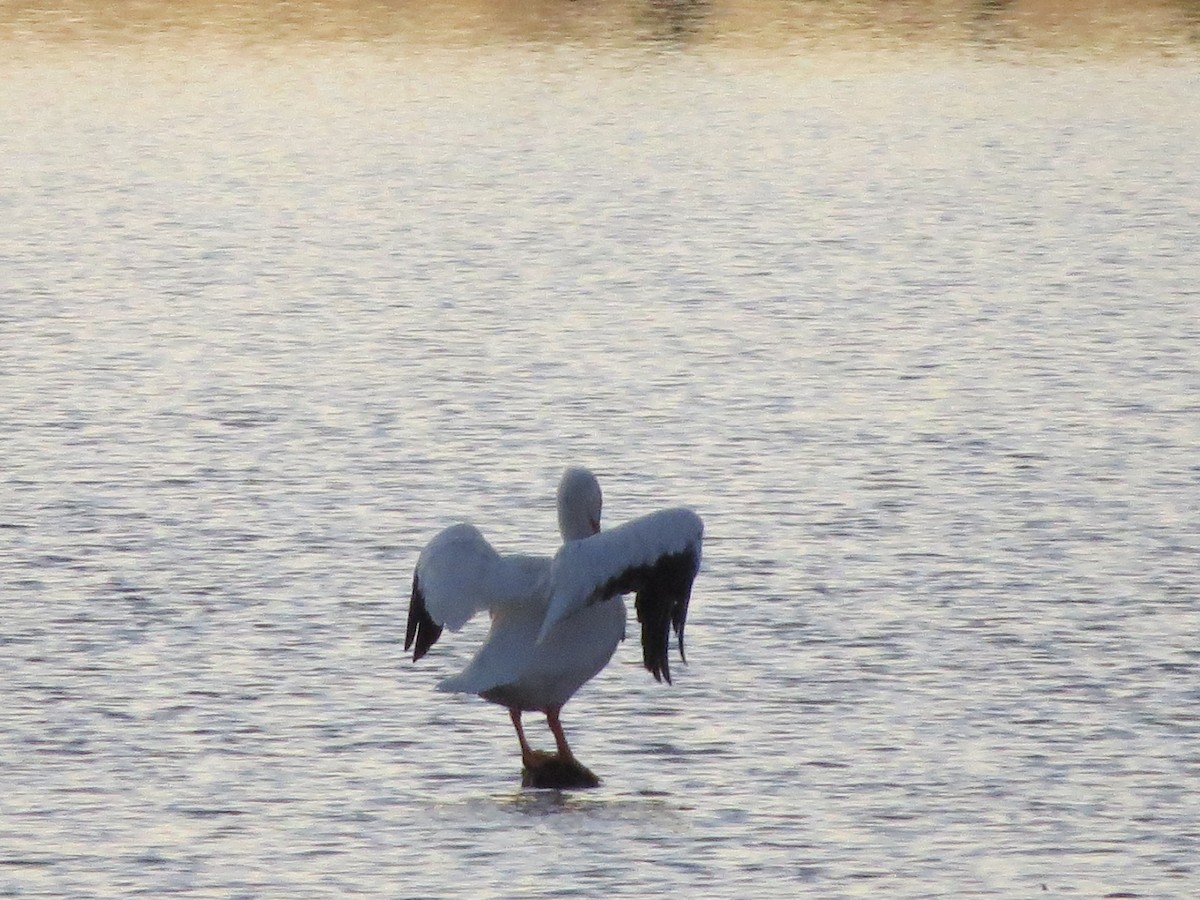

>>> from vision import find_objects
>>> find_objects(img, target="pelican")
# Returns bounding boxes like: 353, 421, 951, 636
405, 466, 703, 788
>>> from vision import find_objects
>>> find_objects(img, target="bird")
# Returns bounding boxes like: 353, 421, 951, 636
405, 466, 703, 788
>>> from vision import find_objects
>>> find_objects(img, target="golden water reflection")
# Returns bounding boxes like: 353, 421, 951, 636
2, 0, 1198, 54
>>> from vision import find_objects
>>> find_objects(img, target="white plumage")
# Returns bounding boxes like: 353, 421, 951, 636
541, 507, 704, 649
405, 466, 703, 785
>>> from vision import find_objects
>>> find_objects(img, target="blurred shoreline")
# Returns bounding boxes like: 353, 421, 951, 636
2, 0, 1198, 55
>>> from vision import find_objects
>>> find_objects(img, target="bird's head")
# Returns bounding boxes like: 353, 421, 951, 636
557, 466, 602, 541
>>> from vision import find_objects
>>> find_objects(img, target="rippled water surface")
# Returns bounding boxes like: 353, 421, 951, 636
3, 2, 1200, 897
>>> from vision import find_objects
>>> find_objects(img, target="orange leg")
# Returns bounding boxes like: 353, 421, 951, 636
510, 708, 535, 766
545, 707, 576, 763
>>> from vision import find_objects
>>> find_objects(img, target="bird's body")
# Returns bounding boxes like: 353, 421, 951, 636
405, 467, 703, 787
440, 589, 627, 712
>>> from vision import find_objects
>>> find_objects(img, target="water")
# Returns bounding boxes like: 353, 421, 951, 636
3, 2, 1200, 897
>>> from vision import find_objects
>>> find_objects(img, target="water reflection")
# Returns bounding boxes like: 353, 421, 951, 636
1180, 0, 1200, 41
499, 787, 678, 818
1, 0, 1198, 53
641, 0, 711, 46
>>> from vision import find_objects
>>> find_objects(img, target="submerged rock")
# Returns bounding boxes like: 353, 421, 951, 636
521, 751, 601, 790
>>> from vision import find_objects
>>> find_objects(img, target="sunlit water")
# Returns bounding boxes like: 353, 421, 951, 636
2, 3, 1199, 897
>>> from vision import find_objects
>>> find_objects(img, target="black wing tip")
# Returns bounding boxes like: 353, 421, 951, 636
405, 573, 443, 662
636, 544, 699, 687
655, 661, 672, 685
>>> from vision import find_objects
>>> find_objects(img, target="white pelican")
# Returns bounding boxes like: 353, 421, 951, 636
405, 466, 703, 788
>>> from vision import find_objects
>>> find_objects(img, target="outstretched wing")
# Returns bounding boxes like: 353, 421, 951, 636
540, 507, 703, 684
405, 523, 548, 662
